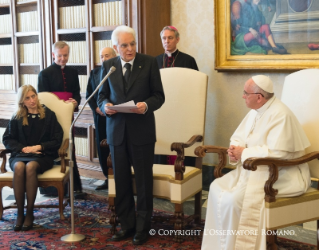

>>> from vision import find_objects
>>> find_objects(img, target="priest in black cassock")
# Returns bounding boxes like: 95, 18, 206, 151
37, 41, 84, 198
156, 26, 198, 70
155, 26, 198, 166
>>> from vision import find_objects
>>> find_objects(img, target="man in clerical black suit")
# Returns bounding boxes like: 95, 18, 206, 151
156, 25, 198, 70
37, 41, 84, 197
86, 47, 116, 190
97, 25, 165, 245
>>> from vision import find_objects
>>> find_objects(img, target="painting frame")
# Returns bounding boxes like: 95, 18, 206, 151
215, 0, 319, 71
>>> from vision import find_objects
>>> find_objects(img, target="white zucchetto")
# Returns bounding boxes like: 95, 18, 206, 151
252, 75, 274, 93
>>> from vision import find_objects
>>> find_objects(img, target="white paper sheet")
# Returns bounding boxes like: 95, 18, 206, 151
107, 100, 137, 113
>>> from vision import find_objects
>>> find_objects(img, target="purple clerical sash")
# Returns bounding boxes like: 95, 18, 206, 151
52, 91, 78, 112
52, 91, 73, 101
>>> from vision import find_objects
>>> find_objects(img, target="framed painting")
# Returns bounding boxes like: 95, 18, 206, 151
215, 0, 319, 71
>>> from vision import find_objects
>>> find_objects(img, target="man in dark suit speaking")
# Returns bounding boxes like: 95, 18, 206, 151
97, 25, 165, 245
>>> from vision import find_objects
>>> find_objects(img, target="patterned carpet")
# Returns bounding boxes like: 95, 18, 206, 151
0, 194, 316, 249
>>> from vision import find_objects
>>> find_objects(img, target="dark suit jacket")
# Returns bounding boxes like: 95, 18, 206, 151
38, 63, 81, 105
156, 50, 198, 70
97, 53, 165, 146
86, 67, 102, 112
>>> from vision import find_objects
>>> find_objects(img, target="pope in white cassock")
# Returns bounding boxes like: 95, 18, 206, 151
201, 75, 311, 250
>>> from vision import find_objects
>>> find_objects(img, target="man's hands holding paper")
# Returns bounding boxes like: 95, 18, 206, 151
131, 102, 146, 114
104, 103, 117, 115
104, 100, 146, 115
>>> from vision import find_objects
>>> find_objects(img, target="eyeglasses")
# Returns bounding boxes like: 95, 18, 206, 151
119, 41, 136, 49
243, 90, 264, 97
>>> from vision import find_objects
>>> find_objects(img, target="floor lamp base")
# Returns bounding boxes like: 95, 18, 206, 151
61, 233, 85, 242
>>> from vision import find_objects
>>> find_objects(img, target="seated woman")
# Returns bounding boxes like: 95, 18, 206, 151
2, 85, 63, 231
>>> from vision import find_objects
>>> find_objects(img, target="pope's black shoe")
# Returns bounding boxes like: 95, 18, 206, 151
111, 228, 135, 241
132, 231, 149, 245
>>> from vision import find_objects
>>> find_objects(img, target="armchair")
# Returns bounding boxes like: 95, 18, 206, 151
0, 92, 74, 220
195, 69, 319, 250
106, 67, 208, 242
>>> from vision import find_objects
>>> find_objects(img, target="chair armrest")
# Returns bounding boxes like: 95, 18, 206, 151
171, 135, 203, 180
58, 139, 69, 173
100, 139, 107, 148
243, 151, 319, 203
194, 145, 228, 178
0, 149, 11, 173
100, 139, 113, 173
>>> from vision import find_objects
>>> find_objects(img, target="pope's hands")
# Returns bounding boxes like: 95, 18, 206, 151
227, 145, 245, 161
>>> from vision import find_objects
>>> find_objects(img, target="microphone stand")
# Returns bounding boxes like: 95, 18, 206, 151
61, 66, 116, 242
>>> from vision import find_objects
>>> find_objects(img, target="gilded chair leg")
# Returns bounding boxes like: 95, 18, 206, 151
317, 220, 319, 250
57, 184, 65, 220
174, 204, 184, 243
266, 233, 277, 250
108, 197, 117, 234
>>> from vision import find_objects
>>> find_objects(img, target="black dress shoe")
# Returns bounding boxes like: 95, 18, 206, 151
133, 231, 149, 245
111, 229, 135, 241
74, 190, 87, 199
21, 224, 33, 231
13, 224, 22, 231
14, 215, 25, 231
95, 180, 108, 190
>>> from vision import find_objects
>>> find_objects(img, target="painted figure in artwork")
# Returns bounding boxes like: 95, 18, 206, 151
231, 0, 288, 55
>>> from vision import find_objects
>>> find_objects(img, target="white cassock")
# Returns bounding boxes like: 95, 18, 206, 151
202, 96, 311, 250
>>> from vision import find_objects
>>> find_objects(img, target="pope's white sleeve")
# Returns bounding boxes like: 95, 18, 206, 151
241, 146, 292, 163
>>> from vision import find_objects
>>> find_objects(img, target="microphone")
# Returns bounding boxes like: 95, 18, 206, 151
72, 66, 116, 125
61, 66, 116, 242
95, 66, 116, 92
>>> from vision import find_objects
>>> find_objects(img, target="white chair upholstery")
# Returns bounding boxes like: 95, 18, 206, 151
263, 69, 319, 233
195, 69, 319, 249
0, 92, 74, 219
107, 68, 208, 242
155, 68, 207, 157
281, 69, 319, 179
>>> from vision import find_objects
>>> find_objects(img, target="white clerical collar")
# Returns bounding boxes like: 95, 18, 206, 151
165, 48, 178, 57
61, 65, 65, 69
120, 58, 135, 69
256, 96, 276, 114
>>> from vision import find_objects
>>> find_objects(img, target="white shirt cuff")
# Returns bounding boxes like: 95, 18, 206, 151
143, 102, 148, 114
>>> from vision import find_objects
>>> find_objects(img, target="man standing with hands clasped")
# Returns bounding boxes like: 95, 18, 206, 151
86, 47, 116, 190
97, 25, 165, 245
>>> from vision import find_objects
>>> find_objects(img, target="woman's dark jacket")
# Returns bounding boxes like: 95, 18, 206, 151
2, 105, 63, 159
